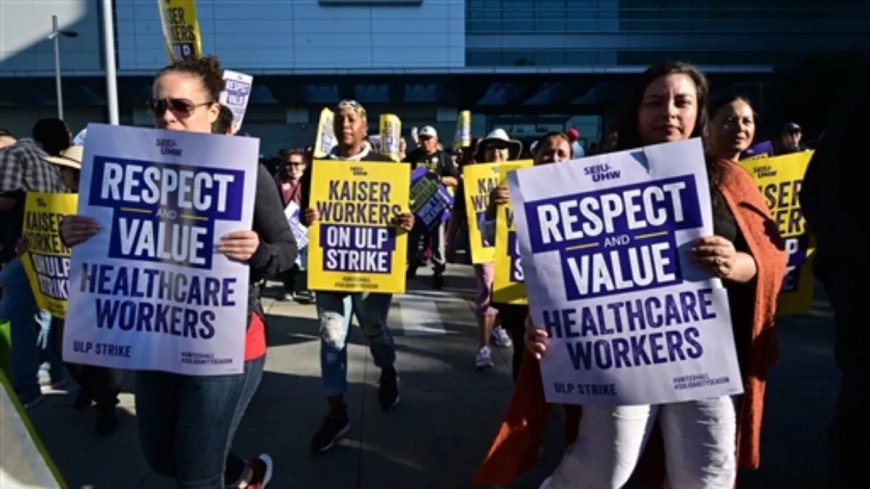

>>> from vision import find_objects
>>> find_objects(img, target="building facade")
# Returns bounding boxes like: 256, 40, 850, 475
2, 0, 869, 153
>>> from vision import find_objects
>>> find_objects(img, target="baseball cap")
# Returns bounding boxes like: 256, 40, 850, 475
781, 122, 801, 133
566, 128, 580, 140
419, 126, 437, 139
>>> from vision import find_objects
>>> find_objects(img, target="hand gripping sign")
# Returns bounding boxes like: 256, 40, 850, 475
510, 139, 743, 405
63, 124, 258, 375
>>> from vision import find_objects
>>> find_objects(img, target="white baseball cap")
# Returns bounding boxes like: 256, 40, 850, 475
419, 126, 438, 139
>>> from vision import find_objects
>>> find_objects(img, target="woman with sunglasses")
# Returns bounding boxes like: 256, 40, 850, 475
476, 61, 785, 489
60, 55, 296, 488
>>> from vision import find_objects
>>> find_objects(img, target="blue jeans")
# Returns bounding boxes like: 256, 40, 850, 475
317, 292, 395, 396
136, 356, 265, 489
0, 257, 57, 397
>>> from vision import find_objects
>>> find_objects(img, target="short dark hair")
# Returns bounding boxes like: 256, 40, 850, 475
0, 128, 13, 137
31, 118, 70, 156
212, 105, 234, 135
285, 149, 305, 161
615, 61, 710, 151
535, 131, 572, 157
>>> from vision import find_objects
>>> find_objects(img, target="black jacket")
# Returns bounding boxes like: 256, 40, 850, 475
249, 163, 298, 319
404, 149, 459, 178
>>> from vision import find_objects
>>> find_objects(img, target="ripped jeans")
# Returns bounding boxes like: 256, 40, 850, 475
316, 292, 396, 396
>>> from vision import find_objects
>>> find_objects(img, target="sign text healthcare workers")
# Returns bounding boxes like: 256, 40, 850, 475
64, 124, 258, 375
510, 139, 743, 405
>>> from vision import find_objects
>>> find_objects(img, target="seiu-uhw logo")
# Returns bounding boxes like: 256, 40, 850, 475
351, 166, 367, 176
584, 163, 621, 182
753, 165, 776, 178
156, 138, 182, 156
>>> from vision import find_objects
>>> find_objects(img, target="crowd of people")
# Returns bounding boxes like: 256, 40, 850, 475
0, 53, 863, 489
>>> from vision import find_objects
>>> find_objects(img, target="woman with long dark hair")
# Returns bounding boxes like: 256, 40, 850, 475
476, 61, 786, 489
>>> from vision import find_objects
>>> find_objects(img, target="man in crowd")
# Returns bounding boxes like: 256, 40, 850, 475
0, 122, 67, 408
275, 149, 313, 303
774, 121, 806, 155
403, 126, 459, 289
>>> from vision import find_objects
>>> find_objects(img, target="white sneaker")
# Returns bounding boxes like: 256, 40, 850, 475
491, 326, 513, 348
475, 346, 494, 369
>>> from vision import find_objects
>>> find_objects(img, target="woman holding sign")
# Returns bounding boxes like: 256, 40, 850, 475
476, 62, 785, 489
60, 56, 295, 488
484, 131, 574, 379
447, 129, 522, 369
300, 99, 414, 454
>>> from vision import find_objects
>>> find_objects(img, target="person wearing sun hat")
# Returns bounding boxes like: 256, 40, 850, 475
43, 144, 83, 192
472, 128, 523, 163
448, 128, 522, 370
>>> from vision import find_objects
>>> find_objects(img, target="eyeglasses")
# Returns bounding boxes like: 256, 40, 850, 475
147, 98, 213, 118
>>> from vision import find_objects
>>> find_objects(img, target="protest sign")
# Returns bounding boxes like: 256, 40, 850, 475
63, 124, 258, 375
20, 193, 78, 319
493, 160, 533, 305
739, 151, 815, 315
410, 167, 453, 231
307, 160, 409, 293
284, 201, 308, 250
379, 114, 402, 161
462, 162, 501, 264
453, 110, 471, 151
220, 70, 253, 134
158, 0, 202, 62
510, 139, 743, 405
314, 108, 336, 158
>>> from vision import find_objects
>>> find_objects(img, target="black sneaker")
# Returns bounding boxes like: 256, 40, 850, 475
95, 406, 118, 436
310, 405, 350, 453
378, 368, 400, 410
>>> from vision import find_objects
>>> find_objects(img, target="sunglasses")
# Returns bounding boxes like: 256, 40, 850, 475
147, 98, 213, 118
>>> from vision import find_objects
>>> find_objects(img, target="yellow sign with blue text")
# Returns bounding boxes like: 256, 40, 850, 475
739, 151, 815, 315
158, 0, 203, 62
463, 160, 533, 265
308, 161, 410, 293
493, 161, 533, 304
21, 193, 78, 319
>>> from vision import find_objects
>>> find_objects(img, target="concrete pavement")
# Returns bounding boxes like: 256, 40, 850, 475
26, 265, 838, 488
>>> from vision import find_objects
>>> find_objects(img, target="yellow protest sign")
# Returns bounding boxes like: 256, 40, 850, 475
453, 110, 471, 150
314, 108, 336, 158
739, 151, 815, 315
20, 193, 77, 319
308, 161, 410, 293
379, 114, 402, 162
462, 162, 500, 264
493, 160, 533, 304
463, 160, 533, 264
158, 0, 203, 61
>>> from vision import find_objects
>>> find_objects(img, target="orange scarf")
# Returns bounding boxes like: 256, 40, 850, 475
474, 161, 786, 487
